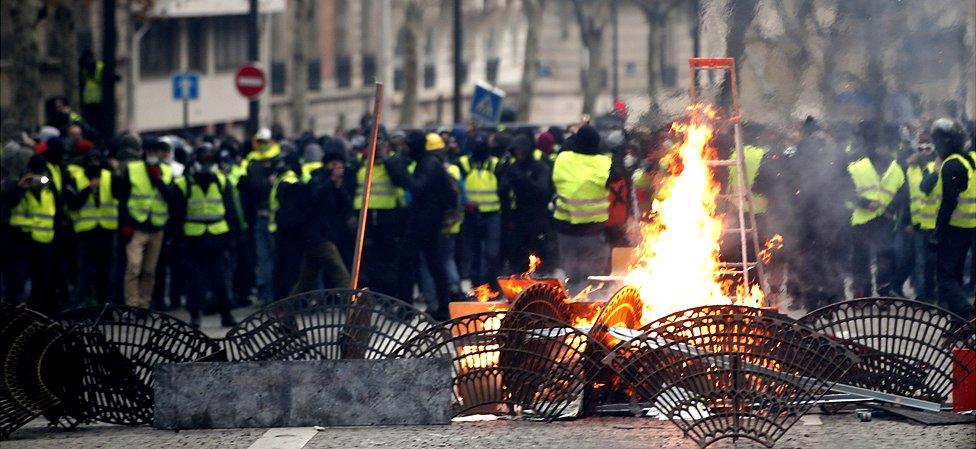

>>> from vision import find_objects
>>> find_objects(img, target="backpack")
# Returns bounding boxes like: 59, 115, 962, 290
607, 177, 630, 227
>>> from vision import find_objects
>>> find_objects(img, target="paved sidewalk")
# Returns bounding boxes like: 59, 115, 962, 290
5, 414, 973, 449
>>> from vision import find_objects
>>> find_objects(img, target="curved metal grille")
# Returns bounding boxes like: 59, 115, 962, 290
799, 297, 976, 403
60, 305, 221, 425
606, 307, 857, 448
508, 283, 571, 322
399, 311, 607, 420
223, 289, 437, 361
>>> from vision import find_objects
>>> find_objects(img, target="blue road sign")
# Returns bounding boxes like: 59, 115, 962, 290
172, 72, 199, 101
470, 82, 505, 125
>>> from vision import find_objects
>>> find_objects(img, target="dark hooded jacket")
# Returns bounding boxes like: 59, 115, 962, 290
385, 131, 451, 230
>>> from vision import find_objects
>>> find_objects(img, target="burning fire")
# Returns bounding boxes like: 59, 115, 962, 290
758, 234, 784, 264
624, 104, 764, 326
527, 254, 541, 276
473, 284, 500, 302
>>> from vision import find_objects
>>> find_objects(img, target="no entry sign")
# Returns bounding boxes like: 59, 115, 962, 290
234, 64, 266, 99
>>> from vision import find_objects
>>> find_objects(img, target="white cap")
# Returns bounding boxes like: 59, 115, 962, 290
255, 127, 272, 141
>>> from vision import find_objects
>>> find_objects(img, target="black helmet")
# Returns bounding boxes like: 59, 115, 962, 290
930, 118, 966, 158
194, 142, 217, 164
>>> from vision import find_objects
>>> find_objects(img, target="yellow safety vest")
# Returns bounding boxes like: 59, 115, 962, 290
82, 62, 104, 105
847, 158, 904, 225
66, 165, 118, 232
301, 162, 323, 183
268, 170, 299, 233
226, 164, 248, 231
177, 173, 230, 236
354, 163, 400, 210
459, 155, 500, 213
241, 143, 282, 171
727, 145, 767, 214
443, 164, 463, 234
46, 162, 63, 194
552, 151, 612, 224
906, 162, 940, 229
126, 161, 172, 227
943, 153, 976, 228
10, 186, 56, 243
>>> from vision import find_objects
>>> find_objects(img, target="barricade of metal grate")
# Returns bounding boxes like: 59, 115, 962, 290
221, 289, 438, 361
507, 283, 572, 322
799, 297, 976, 404
59, 305, 221, 425
605, 306, 858, 448
397, 310, 608, 420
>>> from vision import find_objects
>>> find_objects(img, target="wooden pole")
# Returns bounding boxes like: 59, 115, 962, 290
350, 82, 385, 289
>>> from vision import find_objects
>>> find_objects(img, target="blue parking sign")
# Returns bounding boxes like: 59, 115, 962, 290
172, 72, 199, 101
469, 82, 505, 125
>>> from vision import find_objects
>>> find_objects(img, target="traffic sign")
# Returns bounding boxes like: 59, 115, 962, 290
470, 82, 505, 125
235, 64, 266, 99
172, 72, 199, 101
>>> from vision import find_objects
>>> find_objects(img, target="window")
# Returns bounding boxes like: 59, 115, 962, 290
308, 59, 321, 91
271, 60, 286, 94
213, 16, 248, 72
361, 54, 376, 84
423, 64, 436, 88
486, 57, 499, 85
335, 54, 352, 88
393, 68, 404, 91
140, 20, 178, 77
187, 19, 208, 73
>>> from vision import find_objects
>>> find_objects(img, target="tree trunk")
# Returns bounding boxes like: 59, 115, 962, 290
398, 1, 422, 126
572, 0, 609, 116
8, 0, 43, 129
53, 1, 79, 109
290, 0, 312, 134
516, 0, 543, 122
720, 0, 758, 110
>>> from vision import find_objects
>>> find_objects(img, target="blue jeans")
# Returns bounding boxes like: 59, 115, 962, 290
420, 233, 460, 311
253, 215, 274, 301
463, 212, 501, 286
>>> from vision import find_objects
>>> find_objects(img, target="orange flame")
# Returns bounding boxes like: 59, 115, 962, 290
624, 104, 764, 326
758, 234, 784, 264
472, 283, 500, 302
526, 254, 541, 277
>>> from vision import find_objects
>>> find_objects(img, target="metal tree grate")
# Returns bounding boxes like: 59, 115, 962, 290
222, 289, 438, 361
605, 307, 858, 448
398, 311, 607, 420
799, 297, 976, 404
59, 305, 221, 425
508, 283, 571, 322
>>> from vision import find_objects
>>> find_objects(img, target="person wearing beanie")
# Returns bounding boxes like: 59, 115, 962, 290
64, 140, 118, 307
300, 142, 325, 182
551, 123, 623, 293
385, 130, 454, 320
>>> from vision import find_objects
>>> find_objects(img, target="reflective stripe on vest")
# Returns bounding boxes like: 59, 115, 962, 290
727, 145, 767, 214
67, 165, 118, 232
268, 170, 298, 233
552, 151, 612, 224
126, 161, 173, 227
14, 187, 56, 243
459, 156, 500, 212
944, 153, 976, 228
354, 164, 399, 210
847, 158, 904, 225
906, 162, 940, 229
178, 173, 230, 236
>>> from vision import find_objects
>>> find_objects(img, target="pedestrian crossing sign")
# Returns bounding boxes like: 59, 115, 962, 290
470, 82, 505, 125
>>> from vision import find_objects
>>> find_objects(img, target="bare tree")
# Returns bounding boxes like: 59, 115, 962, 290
634, 0, 681, 115
398, 1, 422, 126
516, 0, 544, 121
290, 0, 314, 134
7, 0, 43, 129
571, 0, 611, 115
51, 0, 78, 109
720, 0, 758, 109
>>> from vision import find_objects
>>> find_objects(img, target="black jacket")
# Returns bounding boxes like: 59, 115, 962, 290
385, 151, 450, 229
498, 157, 552, 222
302, 168, 352, 245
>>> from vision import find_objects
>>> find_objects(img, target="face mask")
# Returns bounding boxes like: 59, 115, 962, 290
624, 154, 637, 169
146, 156, 160, 165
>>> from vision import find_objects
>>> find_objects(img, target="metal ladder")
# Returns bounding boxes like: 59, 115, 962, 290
689, 57, 771, 301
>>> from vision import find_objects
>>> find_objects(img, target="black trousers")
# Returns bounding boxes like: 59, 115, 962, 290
185, 235, 232, 319
152, 232, 184, 309
850, 217, 897, 297
273, 232, 304, 301
397, 217, 449, 320
359, 210, 402, 297
937, 226, 975, 319
74, 228, 115, 306
27, 239, 57, 316
231, 230, 255, 305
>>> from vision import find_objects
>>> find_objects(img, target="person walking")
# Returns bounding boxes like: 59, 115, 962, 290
113, 138, 176, 309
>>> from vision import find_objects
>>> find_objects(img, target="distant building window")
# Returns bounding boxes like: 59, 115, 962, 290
362, 54, 376, 84
213, 16, 248, 72
625, 61, 637, 76
308, 58, 321, 91
335, 54, 352, 88
662, 66, 677, 88
187, 19, 208, 73
486, 58, 499, 85
424, 64, 436, 88
140, 20, 178, 77
536, 61, 552, 78
271, 60, 286, 95
393, 68, 404, 91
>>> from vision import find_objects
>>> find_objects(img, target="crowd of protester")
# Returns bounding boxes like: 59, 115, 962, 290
1, 100, 974, 326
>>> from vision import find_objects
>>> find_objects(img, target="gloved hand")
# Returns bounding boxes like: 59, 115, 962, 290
121, 225, 134, 239
465, 202, 478, 214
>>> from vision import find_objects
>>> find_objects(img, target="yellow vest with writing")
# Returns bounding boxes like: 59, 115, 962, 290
552, 152, 612, 224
